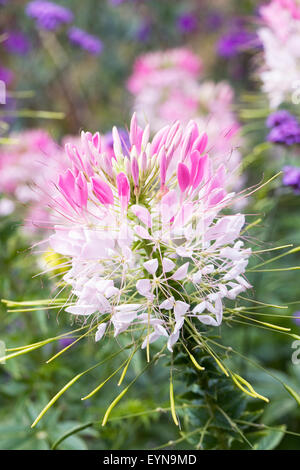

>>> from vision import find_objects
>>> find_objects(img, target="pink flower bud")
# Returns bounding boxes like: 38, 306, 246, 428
177, 162, 190, 193
192, 132, 208, 154
91, 177, 114, 205
159, 149, 167, 188
131, 157, 139, 187
192, 153, 209, 189
116, 172, 130, 211
58, 169, 88, 212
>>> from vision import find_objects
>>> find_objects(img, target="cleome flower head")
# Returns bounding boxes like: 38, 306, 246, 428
47, 113, 252, 353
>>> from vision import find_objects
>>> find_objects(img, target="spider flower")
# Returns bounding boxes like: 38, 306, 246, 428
46, 114, 252, 353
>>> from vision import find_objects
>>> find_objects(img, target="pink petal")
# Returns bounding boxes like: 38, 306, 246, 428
134, 225, 153, 240
193, 132, 208, 154
131, 157, 139, 187
151, 125, 169, 155
131, 204, 152, 228
129, 112, 137, 146
177, 163, 190, 193
91, 177, 114, 205
160, 190, 178, 224
192, 153, 209, 189
92, 132, 101, 152
172, 202, 194, 229
75, 172, 88, 208
180, 127, 193, 162
116, 172, 130, 210
159, 148, 167, 188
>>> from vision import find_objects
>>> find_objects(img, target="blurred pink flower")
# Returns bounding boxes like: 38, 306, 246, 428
128, 49, 244, 191
258, 0, 300, 107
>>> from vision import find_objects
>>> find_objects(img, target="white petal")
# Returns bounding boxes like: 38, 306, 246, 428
136, 279, 152, 297
174, 301, 189, 319
95, 323, 107, 342
176, 246, 193, 258
202, 264, 214, 275
144, 259, 158, 275
193, 302, 206, 314
171, 262, 189, 280
105, 286, 119, 298
162, 257, 175, 272
197, 315, 219, 326
159, 297, 174, 310
131, 205, 152, 228
65, 304, 96, 316
115, 303, 141, 312
236, 275, 252, 289
192, 270, 202, 284
134, 225, 153, 240
95, 279, 114, 293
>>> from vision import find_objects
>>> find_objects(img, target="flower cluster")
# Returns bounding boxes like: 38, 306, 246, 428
127, 48, 243, 190
26, 1, 74, 31
47, 114, 252, 353
0, 65, 14, 85
266, 110, 300, 145
25, 1, 103, 56
3, 31, 31, 56
127, 48, 202, 97
68, 27, 103, 55
176, 13, 198, 34
282, 165, 300, 192
258, 0, 300, 108
217, 26, 256, 58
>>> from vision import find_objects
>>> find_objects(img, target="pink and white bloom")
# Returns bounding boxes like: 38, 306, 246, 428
127, 49, 244, 191
258, 0, 300, 108
46, 114, 252, 352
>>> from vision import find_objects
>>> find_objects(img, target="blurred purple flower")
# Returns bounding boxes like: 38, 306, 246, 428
105, 128, 130, 157
268, 123, 300, 145
4, 31, 31, 56
58, 337, 75, 350
282, 166, 300, 193
26, 1, 73, 31
136, 21, 151, 42
217, 28, 256, 57
267, 110, 300, 145
206, 12, 224, 31
266, 110, 300, 145
293, 311, 300, 326
68, 27, 103, 55
266, 110, 298, 128
177, 12, 198, 34
109, 0, 148, 4
0, 66, 14, 85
